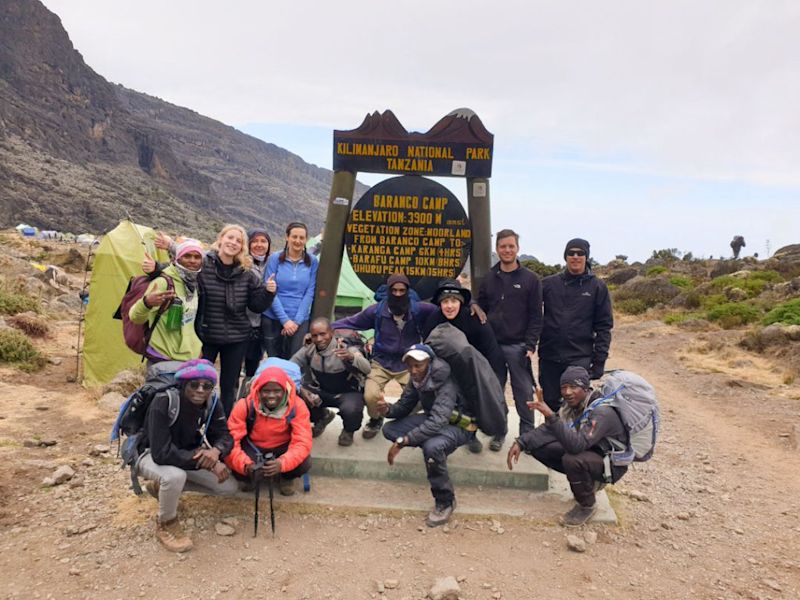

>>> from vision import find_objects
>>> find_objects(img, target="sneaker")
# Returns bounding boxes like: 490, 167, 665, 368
278, 477, 296, 497
338, 430, 354, 447
467, 437, 483, 454
144, 479, 160, 499
560, 503, 598, 528
312, 409, 336, 438
426, 500, 456, 528
362, 417, 384, 440
489, 436, 505, 452
156, 518, 193, 553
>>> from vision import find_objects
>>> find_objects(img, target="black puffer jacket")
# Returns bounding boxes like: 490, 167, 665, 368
538, 269, 613, 371
196, 251, 274, 344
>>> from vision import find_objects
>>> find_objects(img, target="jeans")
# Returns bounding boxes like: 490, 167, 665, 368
383, 415, 473, 507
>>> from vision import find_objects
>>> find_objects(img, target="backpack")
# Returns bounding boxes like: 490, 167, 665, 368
372, 284, 424, 349
575, 370, 660, 467
110, 361, 218, 495
113, 275, 174, 357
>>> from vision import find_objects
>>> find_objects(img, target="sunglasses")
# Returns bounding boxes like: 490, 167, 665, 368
566, 250, 586, 257
186, 380, 215, 391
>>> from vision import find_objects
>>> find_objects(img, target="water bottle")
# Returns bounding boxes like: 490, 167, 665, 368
449, 410, 473, 430
164, 297, 183, 330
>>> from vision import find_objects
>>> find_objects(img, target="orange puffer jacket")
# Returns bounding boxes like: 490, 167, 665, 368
226, 367, 312, 475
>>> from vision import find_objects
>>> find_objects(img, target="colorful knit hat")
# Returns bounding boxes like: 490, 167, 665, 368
174, 358, 218, 384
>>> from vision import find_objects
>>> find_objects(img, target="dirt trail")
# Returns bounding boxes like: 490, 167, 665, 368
1, 317, 799, 600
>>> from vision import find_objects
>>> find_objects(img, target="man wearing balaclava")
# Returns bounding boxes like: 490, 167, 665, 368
538, 238, 613, 412
332, 273, 439, 440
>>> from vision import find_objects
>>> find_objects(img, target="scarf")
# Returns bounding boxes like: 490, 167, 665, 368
173, 262, 199, 300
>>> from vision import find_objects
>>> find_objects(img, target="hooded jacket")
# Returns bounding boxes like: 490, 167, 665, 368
539, 268, 613, 370
196, 251, 275, 344
385, 357, 463, 446
477, 261, 543, 351
225, 367, 312, 475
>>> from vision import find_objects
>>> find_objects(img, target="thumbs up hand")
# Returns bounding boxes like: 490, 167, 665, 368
266, 273, 277, 293
142, 251, 156, 274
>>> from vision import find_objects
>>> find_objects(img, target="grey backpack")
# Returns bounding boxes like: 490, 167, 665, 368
592, 370, 660, 466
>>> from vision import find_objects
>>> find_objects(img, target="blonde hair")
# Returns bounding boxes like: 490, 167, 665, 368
212, 224, 252, 269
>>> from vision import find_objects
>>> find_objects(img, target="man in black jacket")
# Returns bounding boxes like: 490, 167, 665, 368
136, 359, 237, 552
507, 366, 627, 527
477, 229, 543, 449
538, 238, 613, 411
376, 344, 475, 528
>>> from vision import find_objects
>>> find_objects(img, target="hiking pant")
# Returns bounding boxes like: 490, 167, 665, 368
364, 362, 410, 419
233, 441, 312, 482
383, 415, 473, 507
137, 453, 238, 523
264, 318, 309, 360
309, 391, 365, 432
531, 441, 626, 507
498, 343, 536, 435
244, 317, 271, 377
202, 340, 249, 416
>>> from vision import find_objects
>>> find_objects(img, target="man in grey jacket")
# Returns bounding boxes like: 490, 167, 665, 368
291, 317, 370, 446
376, 344, 475, 527
507, 366, 628, 527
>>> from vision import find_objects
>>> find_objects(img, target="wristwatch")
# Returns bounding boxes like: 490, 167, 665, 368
395, 436, 405, 446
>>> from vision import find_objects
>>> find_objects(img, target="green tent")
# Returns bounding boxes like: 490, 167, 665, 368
307, 235, 375, 311
82, 220, 169, 386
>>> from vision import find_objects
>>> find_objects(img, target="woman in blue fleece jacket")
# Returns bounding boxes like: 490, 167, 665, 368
264, 222, 319, 359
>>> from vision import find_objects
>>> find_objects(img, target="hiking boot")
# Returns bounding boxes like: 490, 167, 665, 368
312, 409, 336, 438
489, 436, 505, 452
560, 503, 597, 528
467, 437, 483, 454
362, 417, 384, 440
278, 477, 296, 496
156, 518, 193, 553
426, 500, 456, 528
593, 481, 606, 493
145, 479, 160, 499
338, 429, 354, 447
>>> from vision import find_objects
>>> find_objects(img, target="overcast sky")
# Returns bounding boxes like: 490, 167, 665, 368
42, 0, 800, 264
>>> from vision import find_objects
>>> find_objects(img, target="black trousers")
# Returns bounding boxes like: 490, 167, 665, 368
531, 440, 625, 507
244, 317, 271, 377
264, 318, 309, 360
202, 340, 249, 417
233, 441, 312, 482
308, 390, 365, 432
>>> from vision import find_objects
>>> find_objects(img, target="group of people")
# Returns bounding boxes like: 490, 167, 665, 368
127, 223, 619, 551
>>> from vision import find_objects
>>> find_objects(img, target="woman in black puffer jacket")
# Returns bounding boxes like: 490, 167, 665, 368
197, 224, 276, 415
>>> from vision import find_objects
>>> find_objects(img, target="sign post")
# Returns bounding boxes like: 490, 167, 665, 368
313, 109, 494, 318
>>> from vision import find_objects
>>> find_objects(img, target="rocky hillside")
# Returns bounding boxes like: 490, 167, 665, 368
0, 0, 351, 238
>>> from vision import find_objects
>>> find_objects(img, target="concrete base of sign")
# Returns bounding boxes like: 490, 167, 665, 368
252, 410, 616, 524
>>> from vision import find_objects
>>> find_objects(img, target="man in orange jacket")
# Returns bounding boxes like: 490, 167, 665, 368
226, 366, 312, 496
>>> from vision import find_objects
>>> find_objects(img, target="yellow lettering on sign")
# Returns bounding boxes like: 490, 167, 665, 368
466, 147, 491, 160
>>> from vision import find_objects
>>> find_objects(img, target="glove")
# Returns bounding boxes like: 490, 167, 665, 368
588, 362, 605, 380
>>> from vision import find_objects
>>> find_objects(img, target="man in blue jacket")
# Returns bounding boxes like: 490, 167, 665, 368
538, 238, 613, 411
477, 229, 543, 450
332, 274, 438, 439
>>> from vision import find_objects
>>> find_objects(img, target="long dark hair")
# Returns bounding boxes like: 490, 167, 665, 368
278, 222, 311, 266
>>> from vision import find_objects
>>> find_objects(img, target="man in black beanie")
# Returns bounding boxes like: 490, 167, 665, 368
537, 238, 613, 412
506, 366, 628, 527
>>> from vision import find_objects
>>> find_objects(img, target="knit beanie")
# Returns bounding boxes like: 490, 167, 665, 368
386, 273, 410, 289
563, 238, 590, 260
175, 239, 204, 260
175, 358, 218, 384
560, 366, 591, 389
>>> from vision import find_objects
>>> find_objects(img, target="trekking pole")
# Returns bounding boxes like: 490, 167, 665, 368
253, 454, 265, 537
266, 452, 276, 537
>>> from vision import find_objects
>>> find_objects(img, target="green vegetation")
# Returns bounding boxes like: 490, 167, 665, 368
0, 278, 41, 315
0, 329, 46, 372
709, 270, 783, 298
650, 248, 681, 262
663, 311, 704, 325
615, 298, 649, 315
706, 302, 760, 329
521, 259, 561, 278
646, 266, 667, 277
762, 298, 800, 326
669, 275, 692, 288
8, 313, 50, 337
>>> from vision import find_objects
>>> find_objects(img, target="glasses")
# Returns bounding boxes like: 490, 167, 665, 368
186, 380, 214, 391
566, 250, 586, 257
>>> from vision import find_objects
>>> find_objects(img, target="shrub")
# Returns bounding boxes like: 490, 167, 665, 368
0, 279, 41, 315
0, 329, 46, 372
615, 298, 649, 315
709, 270, 784, 298
520, 259, 561, 278
706, 302, 760, 329
646, 266, 667, 277
663, 311, 703, 325
762, 298, 800, 326
669, 275, 692, 288
651, 248, 681, 262
8, 313, 50, 337
701, 294, 728, 309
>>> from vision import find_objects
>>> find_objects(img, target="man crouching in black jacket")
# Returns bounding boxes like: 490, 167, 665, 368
137, 359, 238, 552
507, 366, 627, 527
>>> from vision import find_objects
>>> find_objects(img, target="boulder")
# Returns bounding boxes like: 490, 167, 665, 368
724, 286, 748, 302
614, 276, 681, 306
709, 260, 744, 278
102, 369, 143, 397
97, 391, 126, 413
604, 267, 639, 286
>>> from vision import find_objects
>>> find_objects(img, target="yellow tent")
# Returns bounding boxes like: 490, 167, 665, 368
82, 220, 169, 386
